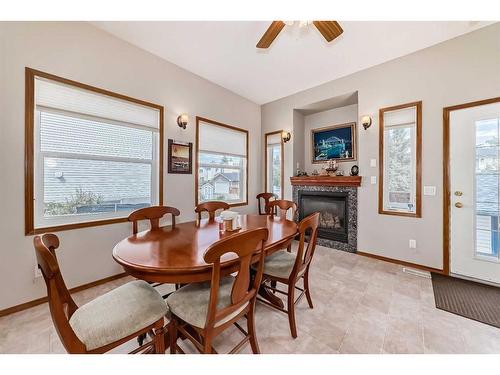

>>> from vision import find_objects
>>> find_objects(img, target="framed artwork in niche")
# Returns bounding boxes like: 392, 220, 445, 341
311, 122, 357, 163
168, 139, 192, 174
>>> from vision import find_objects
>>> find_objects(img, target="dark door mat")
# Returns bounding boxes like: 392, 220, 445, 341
431, 272, 500, 329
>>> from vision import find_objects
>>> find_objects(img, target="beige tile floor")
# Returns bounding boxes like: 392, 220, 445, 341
1, 243, 500, 354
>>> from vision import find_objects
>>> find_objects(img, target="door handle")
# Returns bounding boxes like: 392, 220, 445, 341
455, 202, 463, 208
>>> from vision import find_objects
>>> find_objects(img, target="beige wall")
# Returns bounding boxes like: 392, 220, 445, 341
0, 22, 261, 310
262, 23, 500, 270
304, 104, 358, 174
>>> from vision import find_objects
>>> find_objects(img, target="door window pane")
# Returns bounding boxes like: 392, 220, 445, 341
475, 118, 500, 259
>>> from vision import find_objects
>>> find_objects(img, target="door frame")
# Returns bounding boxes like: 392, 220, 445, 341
443, 96, 500, 275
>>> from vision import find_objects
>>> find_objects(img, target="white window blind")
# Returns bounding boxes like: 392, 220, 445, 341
198, 121, 246, 156
36, 78, 160, 129
33, 77, 160, 229
383, 107, 416, 127
266, 132, 281, 146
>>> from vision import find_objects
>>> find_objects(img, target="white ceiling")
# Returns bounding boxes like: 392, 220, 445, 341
91, 21, 494, 104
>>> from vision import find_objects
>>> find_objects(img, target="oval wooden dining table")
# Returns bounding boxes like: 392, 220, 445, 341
112, 214, 298, 285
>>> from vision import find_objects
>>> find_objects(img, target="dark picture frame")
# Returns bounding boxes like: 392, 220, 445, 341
311, 122, 357, 163
168, 139, 192, 174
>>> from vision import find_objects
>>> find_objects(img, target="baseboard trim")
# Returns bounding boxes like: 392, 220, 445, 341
0, 272, 127, 317
357, 251, 444, 275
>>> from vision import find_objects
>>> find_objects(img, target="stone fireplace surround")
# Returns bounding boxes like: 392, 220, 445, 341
291, 176, 361, 253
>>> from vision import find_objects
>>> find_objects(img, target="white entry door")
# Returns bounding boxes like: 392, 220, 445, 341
450, 102, 500, 285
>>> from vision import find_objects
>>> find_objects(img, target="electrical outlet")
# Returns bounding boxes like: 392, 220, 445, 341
370, 159, 377, 167
370, 176, 377, 184
409, 239, 417, 249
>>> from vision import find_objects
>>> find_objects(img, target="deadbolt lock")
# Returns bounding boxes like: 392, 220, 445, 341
454, 191, 463, 196
455, 202, 463, 208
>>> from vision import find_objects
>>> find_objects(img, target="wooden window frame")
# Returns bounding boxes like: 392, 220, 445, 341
378, 101, 422, 218
25, 67, 164, 235
195, 116, 249, 207
264, 130, 284, 199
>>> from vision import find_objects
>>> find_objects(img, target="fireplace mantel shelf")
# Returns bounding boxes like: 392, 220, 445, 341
290, 175, 362, 187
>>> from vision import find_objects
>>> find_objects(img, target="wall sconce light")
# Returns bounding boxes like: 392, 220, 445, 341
281, 131, 291, 143
361, 115, 372, 130
177, 113, 189, 129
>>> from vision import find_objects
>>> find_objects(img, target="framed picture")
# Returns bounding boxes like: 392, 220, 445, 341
168, 139, 192, 174
311, 122, 357, 163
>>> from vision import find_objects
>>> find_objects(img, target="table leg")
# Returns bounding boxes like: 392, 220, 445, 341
258, 280, 285, 309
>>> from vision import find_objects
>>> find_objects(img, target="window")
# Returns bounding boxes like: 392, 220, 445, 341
265, 131, 284, 199
379, 101, 422, 217
25, 68, 163, 234
475, 117, 500, 260
196, 117, 248, 206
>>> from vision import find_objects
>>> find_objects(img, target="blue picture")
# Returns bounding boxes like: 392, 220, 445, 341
311, 122, 356, 163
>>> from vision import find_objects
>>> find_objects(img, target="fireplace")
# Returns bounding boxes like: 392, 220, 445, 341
298, 191, 348, 243
291, 176, 360, 253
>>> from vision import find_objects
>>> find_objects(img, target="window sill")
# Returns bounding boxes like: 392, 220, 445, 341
26, 217, 129, 235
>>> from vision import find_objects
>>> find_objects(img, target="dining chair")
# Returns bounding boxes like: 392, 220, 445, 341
268, 199, 298, 252
255, 212, 319, 338
195, 201, 230, 221
128, 205, 181, 234
268, 199, 297, 221
256, 192, 277, 215
166, 227, 269, 354
33, 233, 167, 354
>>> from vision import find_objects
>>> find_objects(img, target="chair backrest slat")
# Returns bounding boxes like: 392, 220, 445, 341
291, 212, 320, 278
203, 228, 269, 329
195, 201, 230, 221
256, 193, 277, 215
268, 199, 297, 221
128, 206, 180, 234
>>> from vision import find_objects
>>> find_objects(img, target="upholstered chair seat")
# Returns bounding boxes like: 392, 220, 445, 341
166, 276, 247, 329
69, 280, 168, 350
253, 250, 304, 279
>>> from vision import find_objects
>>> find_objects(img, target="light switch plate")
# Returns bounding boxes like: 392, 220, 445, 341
370, 159, 377, 167
423, 186, 437, 196
370, 176, 377, 184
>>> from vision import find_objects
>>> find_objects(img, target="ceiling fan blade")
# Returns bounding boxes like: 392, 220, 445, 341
312, 21, 343, 42
256, 21, 286, 48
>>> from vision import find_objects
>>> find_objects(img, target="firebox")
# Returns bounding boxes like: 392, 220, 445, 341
298, 191, 348, 243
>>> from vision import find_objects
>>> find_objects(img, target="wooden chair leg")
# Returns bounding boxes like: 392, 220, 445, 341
169, 318, 177, 354
247, 304, 260, 354
286, 244, 292, 253
202, 334, 213, 354
287, 283, 297, 338
270, 280, 277, 292
304, 269, 313, 309
137, 332, 146, 346
153, 325, 165, 354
